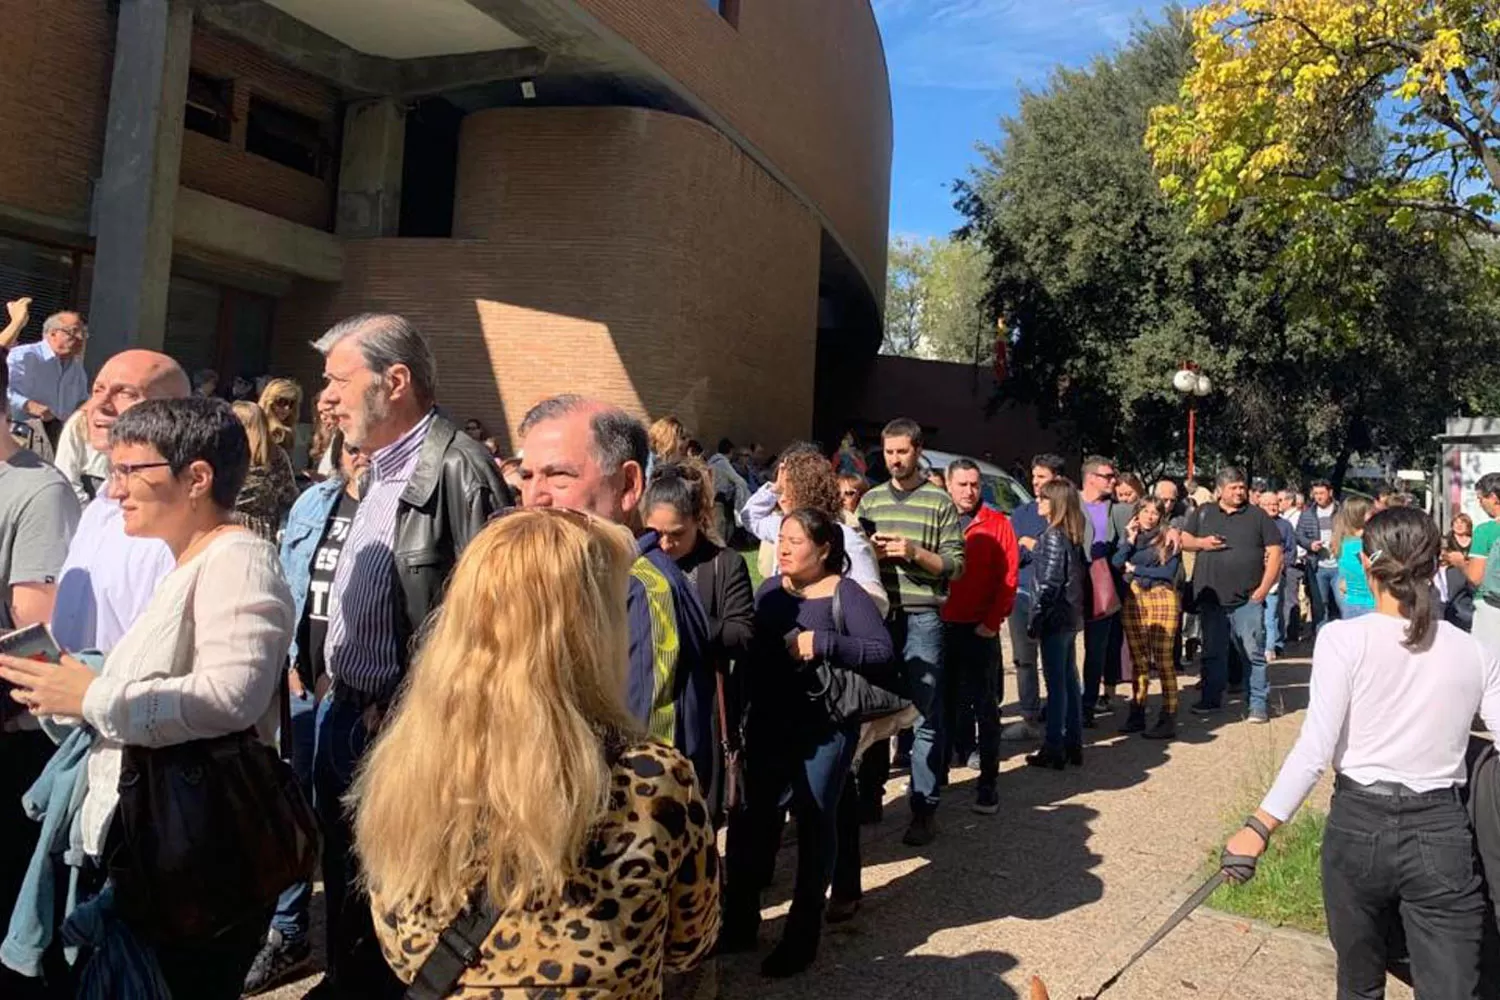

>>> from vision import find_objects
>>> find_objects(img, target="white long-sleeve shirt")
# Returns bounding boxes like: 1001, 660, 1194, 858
78, 530, 294, 854
1261, 613, 1500, 821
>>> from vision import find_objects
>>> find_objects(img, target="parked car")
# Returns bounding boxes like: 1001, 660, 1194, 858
919, 449, 1033, 513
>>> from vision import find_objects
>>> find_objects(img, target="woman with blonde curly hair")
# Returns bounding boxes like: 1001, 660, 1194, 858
352, 509, 721, 995
647, 415, 688, 477
257, 377, 303, 455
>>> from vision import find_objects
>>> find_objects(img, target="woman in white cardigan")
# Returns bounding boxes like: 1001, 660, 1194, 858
0, 396, 294, 999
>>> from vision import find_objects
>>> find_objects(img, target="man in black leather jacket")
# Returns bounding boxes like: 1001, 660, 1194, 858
269, 313, 510, 1000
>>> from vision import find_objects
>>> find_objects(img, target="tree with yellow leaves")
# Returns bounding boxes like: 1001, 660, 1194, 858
1148, 1, 1500, 241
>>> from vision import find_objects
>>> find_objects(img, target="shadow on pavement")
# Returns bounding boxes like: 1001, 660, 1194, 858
718, 645, 1316, 999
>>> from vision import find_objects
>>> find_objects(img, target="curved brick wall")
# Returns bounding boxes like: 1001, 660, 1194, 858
577, 0, 893, 298
275, 106, 821, 449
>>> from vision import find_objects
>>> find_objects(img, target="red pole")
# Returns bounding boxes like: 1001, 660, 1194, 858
1187, 400, 1197, 481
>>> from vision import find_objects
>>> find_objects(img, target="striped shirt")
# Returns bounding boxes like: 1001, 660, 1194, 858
856, 480, 966, 612
324, 409, 434, 697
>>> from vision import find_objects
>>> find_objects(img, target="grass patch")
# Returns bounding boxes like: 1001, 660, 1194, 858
741, 547, 764, 589
1206, 808, 1327, 935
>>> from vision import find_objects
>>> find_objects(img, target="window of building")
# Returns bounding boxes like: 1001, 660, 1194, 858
245, 95, 331, 177
702, 0, 739, 25
0, 235, 86, 344
184, 71, 233, 141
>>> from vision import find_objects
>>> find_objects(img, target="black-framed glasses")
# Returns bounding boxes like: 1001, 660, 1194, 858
106, 461, 173, 486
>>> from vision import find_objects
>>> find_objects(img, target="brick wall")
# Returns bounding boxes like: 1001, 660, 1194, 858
0, 0, 113, 229
179, 27, 338, 231
579, 0, 893, 294
837, 356, 1063, 474
273, 107, 821, 453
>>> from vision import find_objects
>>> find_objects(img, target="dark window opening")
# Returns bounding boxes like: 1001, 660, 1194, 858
246, 96, 331, 177
703, 0, 739, 25
184, 71, 233, 141
399, 98, 463, 238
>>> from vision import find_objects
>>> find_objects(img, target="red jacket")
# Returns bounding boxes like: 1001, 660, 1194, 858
941, 504, 1019, 632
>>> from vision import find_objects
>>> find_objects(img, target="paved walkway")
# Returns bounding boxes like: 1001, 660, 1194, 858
270, 649, 1410, 999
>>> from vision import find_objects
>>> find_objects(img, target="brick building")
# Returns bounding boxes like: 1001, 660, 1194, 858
0, 0, 892, 451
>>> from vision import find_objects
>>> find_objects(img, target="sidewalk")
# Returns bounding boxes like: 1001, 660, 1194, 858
717, 652, 1413, 1000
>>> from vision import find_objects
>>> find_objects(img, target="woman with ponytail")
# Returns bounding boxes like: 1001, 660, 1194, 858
1219, 507, 1500, 999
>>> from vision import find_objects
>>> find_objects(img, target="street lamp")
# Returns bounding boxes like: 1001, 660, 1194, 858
1172, 364, 1212, 480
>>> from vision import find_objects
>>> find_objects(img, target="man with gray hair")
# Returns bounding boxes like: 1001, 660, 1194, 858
518, 394, 712, 784
1178, 466, 1284, 723
288, 312, 508, 1000
7, 310, 90, 451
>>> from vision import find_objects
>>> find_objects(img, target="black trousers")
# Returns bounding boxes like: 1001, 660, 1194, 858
1323, 777, 1488, 1000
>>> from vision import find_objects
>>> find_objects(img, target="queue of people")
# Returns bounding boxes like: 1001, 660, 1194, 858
0, 297, 1498, 1000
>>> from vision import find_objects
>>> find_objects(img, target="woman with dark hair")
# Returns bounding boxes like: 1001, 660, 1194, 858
722, 508, 893, 977
1113, 497, 1182, 738
1026, 478, 1089, 771
0, 397, 295, 999
642, 460, 756, 823
1223, 507, 1500, 998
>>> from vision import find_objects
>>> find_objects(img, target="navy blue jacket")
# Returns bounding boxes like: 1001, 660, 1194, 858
1010, 500, 1049, 593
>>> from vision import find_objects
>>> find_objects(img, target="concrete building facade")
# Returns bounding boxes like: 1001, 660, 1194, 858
0, 0, 892, 449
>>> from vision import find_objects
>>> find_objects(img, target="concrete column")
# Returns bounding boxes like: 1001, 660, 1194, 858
337, 99, 407, 238
88, 0, 193, 360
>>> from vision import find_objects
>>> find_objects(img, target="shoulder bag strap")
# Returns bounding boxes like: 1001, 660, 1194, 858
404, 892, 504, 1000
831, 580, 845, 634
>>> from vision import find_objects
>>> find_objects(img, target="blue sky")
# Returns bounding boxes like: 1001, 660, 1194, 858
874, 0, 1176, 240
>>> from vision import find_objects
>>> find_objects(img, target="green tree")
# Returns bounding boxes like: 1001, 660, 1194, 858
958, 10, 1500, 483
1148, 1, 1500, 249
882, 235, 993, 363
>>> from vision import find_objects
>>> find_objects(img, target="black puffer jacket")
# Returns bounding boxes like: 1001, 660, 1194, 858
1027, 525, 1087, 637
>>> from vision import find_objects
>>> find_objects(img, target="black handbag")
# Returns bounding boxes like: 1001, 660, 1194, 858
803, 584, 911, 725
109, 727, 320, 943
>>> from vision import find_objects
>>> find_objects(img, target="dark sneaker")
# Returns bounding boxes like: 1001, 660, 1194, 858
1191, 701, 1221, 715
761, 935, 819, 978
242, 929, 312, 996
825, 898, 861, 924
1026, 748, 1066, 770
902, 812, 938, 847
1065, 744, 1083, 767
972, 785, 999, 815
1119, 708, 1146, 734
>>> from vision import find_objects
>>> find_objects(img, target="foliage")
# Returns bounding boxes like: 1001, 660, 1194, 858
1148, 0, 1500, 254
882, 235, 994, 363
1207, 808, 1328, 934
958, 9, 1500, 483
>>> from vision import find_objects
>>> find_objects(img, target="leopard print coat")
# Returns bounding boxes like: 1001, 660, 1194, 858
372, 740, 721, 997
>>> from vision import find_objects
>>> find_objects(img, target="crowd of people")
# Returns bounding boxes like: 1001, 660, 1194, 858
0, 300, 1497, 999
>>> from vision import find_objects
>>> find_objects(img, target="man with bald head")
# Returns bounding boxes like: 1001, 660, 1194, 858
50, 349, 188, 653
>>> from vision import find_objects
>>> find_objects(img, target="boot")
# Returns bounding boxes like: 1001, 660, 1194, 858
1025, 746, 1066, 770
761, 914, 820, 977
1119, 705, 1147, 733
1065, 744, 1084, 767
1142, 711, 1177, 740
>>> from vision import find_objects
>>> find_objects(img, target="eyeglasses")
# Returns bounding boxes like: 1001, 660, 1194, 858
50, 326, 87, 341
839, 489, 861, 497
1092, 470, 1118, 480
106, 461, 173, 486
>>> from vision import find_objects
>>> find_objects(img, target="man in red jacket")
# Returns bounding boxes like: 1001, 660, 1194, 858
942, 458, 1019, 815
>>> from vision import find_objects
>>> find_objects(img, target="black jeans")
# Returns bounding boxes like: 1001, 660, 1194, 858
943, 623, 1002, 785
1323, 777, 1488, 1000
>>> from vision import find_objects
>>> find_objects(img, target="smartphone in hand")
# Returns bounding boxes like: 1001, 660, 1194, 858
0, 623, 63, 724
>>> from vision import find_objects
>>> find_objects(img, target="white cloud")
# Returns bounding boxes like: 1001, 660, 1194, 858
875, 0, 1159, 91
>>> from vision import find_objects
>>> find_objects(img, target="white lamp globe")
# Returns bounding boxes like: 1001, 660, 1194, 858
1172, 369, 1197, 393
1194, 374, 1212, 397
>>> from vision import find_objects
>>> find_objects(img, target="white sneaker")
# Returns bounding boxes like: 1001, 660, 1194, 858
1000, 720, 1041, 742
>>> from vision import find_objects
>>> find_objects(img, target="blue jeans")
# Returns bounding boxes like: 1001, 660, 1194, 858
269, 689, 318, 944
900, 610, 946, 813
725, 718, 860, 932
314, 691, 402, 996
1040, 629, 1082, 751
1263, 592, 1282, 655
1083, 612, 1122, 710
1199, 599, 1269, 714
1312, 563, 1341, 633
